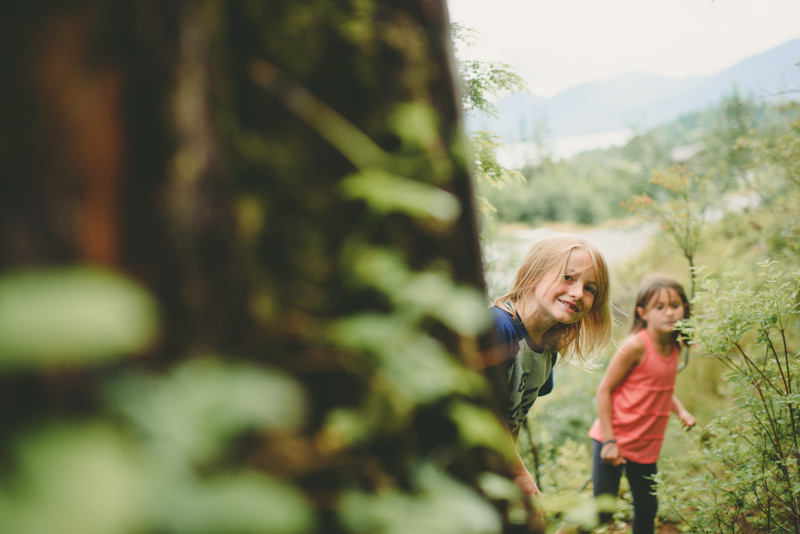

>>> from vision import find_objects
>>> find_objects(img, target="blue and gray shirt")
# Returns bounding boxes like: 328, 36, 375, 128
487, 305, 557, 432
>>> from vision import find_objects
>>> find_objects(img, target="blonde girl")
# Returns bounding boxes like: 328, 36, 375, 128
588, 276, 696, 534
484, 233, 612, 498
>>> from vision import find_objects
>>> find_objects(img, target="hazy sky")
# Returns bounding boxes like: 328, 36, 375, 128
446, 0, 800, 97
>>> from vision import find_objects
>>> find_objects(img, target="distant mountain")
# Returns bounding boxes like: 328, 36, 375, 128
468, 39, 800, 139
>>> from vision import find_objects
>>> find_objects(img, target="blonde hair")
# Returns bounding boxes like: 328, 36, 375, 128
493, 232, 612, 364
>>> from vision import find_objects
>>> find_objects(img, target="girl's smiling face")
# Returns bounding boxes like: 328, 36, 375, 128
638, 288, 686, 333
532, 248, 598, 326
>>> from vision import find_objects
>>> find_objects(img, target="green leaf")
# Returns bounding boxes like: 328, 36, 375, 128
329, 314, 467, 403
351, 247, 491, 336
319, 408, 372, 448
448, 401, 515, 462
155, 472, 315, 534
475, 472, 520, 500
339, 463, 501, 534
109, 358, 306, 464
388, 103, 439, 149
0, 268, 159, 368
562, 495, 614, 530
0, 424, 146, 534
341, 169, 460, 221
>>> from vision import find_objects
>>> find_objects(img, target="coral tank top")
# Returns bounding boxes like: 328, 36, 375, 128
589, 329, 679, 464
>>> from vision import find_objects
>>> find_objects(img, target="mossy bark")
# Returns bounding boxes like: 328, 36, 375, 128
0, 2, 535, 532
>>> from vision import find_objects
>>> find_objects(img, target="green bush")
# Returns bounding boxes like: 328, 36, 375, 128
656, 261, 800, 533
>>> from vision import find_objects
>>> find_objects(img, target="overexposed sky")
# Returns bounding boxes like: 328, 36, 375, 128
446, 0, 800, 97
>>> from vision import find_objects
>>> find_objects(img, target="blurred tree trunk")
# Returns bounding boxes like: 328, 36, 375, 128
0, 1, 536, 533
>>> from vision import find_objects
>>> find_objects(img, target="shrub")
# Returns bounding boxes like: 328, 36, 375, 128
656, 261, 800, 533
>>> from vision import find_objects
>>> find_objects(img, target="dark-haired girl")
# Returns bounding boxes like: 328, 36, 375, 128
588, 276, 696, 534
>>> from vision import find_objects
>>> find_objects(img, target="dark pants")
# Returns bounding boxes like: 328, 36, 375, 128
592, 439, 658, 534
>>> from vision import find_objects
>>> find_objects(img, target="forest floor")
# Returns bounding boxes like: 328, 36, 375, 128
601, 521, 681, 533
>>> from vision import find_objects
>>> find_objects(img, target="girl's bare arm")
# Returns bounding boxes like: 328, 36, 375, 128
506, 424, 543, 499
671, 395, 696, 428
595, 334, 645, 465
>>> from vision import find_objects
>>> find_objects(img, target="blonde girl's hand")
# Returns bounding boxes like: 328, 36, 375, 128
600, 440, 626, 466
513, 467, 544, 500
512, 468, 545, 529
679, 410, 696, 429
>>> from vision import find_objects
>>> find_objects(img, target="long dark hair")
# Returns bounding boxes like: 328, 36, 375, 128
630, 276, 690, 345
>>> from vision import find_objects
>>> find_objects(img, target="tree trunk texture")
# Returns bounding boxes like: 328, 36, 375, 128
0, 1, 535, 532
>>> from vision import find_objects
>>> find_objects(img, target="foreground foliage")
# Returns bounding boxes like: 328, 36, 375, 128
0, 2, 537, 533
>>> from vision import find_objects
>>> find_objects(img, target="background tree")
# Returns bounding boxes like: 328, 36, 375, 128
623, 165, 711, 296
699, 87, 759, 189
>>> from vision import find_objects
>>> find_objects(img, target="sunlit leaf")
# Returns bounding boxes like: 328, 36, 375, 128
154, 472, 315, 534
319, 408, 371, 450
341, 169, 460, 221
476, 472, 520, 500
329, 314, 467, 403
352, 247, 491, 336
0, 268, 159, 368
339, 463, 501, 534
109, 358, 306, 463
388, 102, 439, 149
561, 495, 614, 530
0, 424, 146, 534
449, 401, 516, 462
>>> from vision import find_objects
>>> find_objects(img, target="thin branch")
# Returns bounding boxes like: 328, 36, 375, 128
766, 334, 790, 395
734, 342, 784, 396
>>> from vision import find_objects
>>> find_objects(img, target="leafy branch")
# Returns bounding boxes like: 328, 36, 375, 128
622, 164, 711, 299
451, 23, 528, 220
663, 262, 800, 533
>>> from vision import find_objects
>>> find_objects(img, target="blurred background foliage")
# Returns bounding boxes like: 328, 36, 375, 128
0, 1, 538, 533
478, 92, 800, 228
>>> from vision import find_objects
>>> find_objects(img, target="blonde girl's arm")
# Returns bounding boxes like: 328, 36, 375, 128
507, 424, 544, 499
671, 395, 696, 428
595, 334, 645, 466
